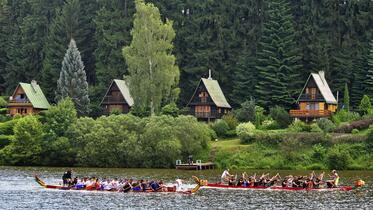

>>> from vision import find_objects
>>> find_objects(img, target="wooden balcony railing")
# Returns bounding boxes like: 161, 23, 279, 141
191, 111, 224, 119
101, 96, 126, 104
289, 109, 332, 118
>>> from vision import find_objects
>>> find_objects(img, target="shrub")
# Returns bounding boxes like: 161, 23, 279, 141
367, 128, 373, 152
161, 103, 179, 117
234, 99, 256, 122
211, 119, 229, 138
0, 120, 18, 135
316, 118, 335, 133
332, 110, 360, 125
0, 135, 13, 148
326, 145, 352, 170
310, 123, 323, 132
270, 106, 292, 128
236, 122, 256, 144
0, 97, 7, 108
334, 117, 373, 133
222, 114, 238, 130
351, 129, 359, 134
225, 129, 237, 138
260, 119, 279, 130
288, 120, 309, 132
311, 143, 326, 161
358, 95, 372, 115
331, 134, 367, 144
255, 106, 265, 127
306, 163, 326, 170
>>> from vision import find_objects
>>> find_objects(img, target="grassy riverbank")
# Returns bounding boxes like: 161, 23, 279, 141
210, 135, 372, 170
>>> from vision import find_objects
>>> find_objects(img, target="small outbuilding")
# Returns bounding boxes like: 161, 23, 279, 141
7, 80, 50, 116
289, 71, 337, 120
100, 79, 134, 115
187, 71, 231, 121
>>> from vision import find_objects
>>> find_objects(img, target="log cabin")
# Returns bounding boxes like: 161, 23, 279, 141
100, 79, 134, 115
8, 80, 50, 116
187, 72, 232, 121
289, 71, 337, 121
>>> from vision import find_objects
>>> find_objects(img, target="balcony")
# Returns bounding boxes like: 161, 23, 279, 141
192, 111, 224, 119
289, 110, 332, 118
298, 93, 324, 102
8, 98, 32, 107
101, 96, 127, 104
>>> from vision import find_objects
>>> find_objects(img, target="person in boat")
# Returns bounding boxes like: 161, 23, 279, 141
141, 179, 148, 192
313, 172, 325, 189
221, 169, 231, 183
258, 173, 269, 186
286, 175, 294, 188
122, 179, 133, 192
149, 180, 162, 191
266, 173, 281, 187
326, 170, 339, 188
175, 178, 184, 191
62, 169, 72, 186
249, 173, 256, 187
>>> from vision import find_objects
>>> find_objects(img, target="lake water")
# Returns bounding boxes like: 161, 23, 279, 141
0, 166, 372, 209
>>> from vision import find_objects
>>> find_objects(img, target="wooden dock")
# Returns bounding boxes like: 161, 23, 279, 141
175, 160, 215, 170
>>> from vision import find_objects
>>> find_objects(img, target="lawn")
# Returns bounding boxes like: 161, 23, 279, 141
210, 138, 251, 152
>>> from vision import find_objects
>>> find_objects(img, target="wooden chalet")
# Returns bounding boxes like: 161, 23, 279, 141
289, 71, 337, 120
187, 71, 232, 121
100, 79, 134, 114
8, 80, 50, 116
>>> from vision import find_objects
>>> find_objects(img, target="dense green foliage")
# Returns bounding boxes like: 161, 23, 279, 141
0, 0, 372, 113
0, 105, 210, 167
269, 106, 292, 128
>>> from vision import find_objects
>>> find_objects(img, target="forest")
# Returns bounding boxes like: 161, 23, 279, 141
0, 0, 372, 115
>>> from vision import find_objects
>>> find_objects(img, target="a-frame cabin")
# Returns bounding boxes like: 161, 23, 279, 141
187, 71, 232, 121
289, 71, 337, 120
100, 79, 134, 115
7, 80, 50, 116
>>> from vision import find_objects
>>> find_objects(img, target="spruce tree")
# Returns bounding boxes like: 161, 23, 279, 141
255, 0, 302, 109
343, 83, 350, 111
42, 0, 96, 101
365, 40, 373, 99
123, 0, 179, 115
56, 39, 90, 116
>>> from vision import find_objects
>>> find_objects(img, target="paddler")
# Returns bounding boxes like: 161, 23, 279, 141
326, 170, 339, 188
220, 169, 231, 183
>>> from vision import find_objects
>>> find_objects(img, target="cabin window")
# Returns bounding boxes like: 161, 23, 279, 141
199, 91, 208, 103
306, 103, 319, 110
218, 108, 221, 113
17, 108, 27, 114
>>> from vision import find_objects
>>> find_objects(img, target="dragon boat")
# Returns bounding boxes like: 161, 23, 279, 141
192, 176, 365, 191
34, 175, 201, 194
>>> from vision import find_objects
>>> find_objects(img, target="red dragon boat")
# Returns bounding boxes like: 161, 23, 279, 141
192, 176, 363, 191
34, 175, 201, 194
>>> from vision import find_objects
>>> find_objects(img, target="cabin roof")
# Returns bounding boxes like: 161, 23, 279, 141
188, 77, 231, 108
297, 71, 337, 104
101, 79, 134, 106
14, 82, 50, 109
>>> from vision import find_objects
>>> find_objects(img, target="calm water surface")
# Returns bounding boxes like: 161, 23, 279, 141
0, 166, 372, 210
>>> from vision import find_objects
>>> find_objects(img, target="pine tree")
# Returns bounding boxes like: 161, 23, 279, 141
123, 0, 179, 115
365, 40, 373, 99
56, 39, 90, 115
255, 0, 302, 109
343, 83, 350, 111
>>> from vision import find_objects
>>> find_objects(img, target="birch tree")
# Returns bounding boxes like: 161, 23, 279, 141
123, 0, 179, 116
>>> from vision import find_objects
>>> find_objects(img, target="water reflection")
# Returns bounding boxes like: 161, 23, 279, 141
0, 166, 371, 209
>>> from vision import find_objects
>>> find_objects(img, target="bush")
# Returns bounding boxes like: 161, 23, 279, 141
306, 163, 326, 170
161, 103, 179, 117
211, 120, 230, 138
316, 118, 335, 133
234, 99, 256, 122
332, 110, 360, 125
269, 106, 292, 128
0, 120, 18, 135
367, 128, 373, 152
288, 120, 309, 132
358, 95, 372, 115
236, 122, 256, 144
222, 114, 238, 130
351, 128, 359, 134
0, 135, 13, 148
0, 97, 7, 108
326, 145, 352, 170
260, 119, 279, 130
310, 123, 323, 132
334, 117, 373, 133
311, 143, 326, 161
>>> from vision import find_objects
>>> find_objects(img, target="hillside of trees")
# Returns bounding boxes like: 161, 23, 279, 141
0, 0, 372, 115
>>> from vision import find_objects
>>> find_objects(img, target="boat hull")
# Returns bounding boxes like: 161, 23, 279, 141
35, 175, 194, 194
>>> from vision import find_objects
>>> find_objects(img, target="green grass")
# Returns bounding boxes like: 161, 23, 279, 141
352, 128, 370, 136
210, 138, 251, 152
